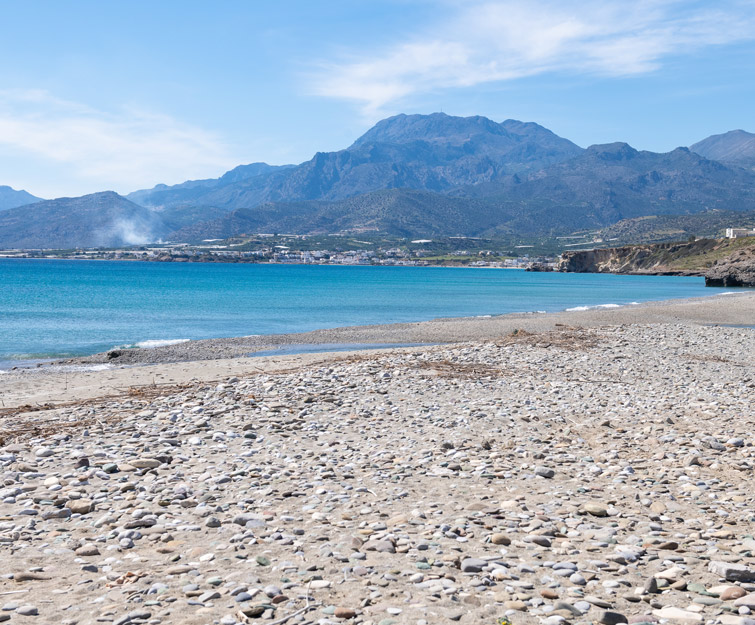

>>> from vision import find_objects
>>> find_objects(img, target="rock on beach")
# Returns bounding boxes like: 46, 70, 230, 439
0, 322, 753, 624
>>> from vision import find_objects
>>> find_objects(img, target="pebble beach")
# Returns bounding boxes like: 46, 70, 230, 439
1, 292, 754, 625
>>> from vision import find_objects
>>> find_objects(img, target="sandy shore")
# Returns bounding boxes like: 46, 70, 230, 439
0, 296, 753, 625
1, 291, 753, 410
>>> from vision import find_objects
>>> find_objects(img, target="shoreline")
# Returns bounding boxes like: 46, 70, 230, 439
1, 290, 753, 410
58, 290, 755, 365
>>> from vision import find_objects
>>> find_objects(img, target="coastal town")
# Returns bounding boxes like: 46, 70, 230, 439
0, 238, 558, 269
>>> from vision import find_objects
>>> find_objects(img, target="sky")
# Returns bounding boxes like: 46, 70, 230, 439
1, 0, 754, 199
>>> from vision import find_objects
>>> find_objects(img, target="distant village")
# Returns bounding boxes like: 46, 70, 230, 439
4, 226, 752, 268
0, 240, 556, 269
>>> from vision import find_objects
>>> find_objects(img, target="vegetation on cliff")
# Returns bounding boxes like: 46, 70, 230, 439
558, 237, 755, 286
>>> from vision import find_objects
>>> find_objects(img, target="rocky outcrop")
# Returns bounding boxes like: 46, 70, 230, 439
557, 242, 700, 275
559, 238, 755, 287
705, 246, 755, 286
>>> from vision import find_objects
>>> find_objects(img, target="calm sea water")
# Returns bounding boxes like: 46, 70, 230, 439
0, 259, 740, 363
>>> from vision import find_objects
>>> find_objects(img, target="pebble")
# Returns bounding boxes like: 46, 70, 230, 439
710, 561, 755, 582
0, 323, 752, 625
722, 587, 748, 601
17, 605, 39, 616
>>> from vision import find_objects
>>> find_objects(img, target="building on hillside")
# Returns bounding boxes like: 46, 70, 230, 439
726, 227, 755, 238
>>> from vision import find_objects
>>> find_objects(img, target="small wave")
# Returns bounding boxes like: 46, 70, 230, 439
77, 364, 113, 372
567, 303, 623, 312
719, 292, 737, 296
130, 339, 190, 349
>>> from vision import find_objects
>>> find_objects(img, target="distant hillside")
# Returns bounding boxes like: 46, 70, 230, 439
127, 162, 295, 210
169, 189, 516, 242
0, 185, 42, 211
691, 130, 755, 170
0, 192, 161, 249
453, 143, 755, 232
598, 211, 755, 244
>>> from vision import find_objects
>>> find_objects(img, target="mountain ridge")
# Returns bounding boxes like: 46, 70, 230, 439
690, 129, 755, 170
127, 113, 584, 213
2, 114, 755, 249
0, 185, 42, 211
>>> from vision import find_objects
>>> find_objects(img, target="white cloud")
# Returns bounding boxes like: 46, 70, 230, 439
0, 89, 238, 197
311, 0, 755, 118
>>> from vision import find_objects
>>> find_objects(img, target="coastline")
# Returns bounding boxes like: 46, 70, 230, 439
1, 290, 752, 410
61, 289, 755, 365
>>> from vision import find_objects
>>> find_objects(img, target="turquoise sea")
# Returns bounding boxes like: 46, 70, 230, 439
0, 258, 742, 365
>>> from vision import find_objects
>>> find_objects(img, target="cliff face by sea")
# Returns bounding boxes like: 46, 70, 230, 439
705, 245, 755, 286
558, 237, 755, 286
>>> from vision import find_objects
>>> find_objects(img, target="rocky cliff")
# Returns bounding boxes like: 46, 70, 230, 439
705, 246, 755, 286
557, 241, 701, 275
559, 237, 755, 287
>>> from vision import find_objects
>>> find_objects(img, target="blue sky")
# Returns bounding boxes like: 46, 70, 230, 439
1, 0, 754, 198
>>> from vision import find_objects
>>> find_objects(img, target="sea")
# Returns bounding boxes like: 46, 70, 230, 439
0, 258, 744, 368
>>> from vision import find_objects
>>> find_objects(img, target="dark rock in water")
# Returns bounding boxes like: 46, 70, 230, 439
526, 263, 553, 272
107, 350, 123, 360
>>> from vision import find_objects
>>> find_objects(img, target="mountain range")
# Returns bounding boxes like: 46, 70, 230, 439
1, 114, 755, 249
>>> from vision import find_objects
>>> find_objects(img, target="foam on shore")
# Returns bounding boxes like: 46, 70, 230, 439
128, 339, 191, 349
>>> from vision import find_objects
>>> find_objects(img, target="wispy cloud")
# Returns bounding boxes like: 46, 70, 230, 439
0, 89, 238, 197
311, 0, 755, 118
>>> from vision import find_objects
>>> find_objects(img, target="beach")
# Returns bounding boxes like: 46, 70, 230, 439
1, 291, 753, 409
1, 292, 754, 625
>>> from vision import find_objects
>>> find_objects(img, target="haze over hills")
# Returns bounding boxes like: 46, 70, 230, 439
0, 185, 42, 211
1, 113, 755, 249
691, 130, 755, 170
0, 192, 160, 249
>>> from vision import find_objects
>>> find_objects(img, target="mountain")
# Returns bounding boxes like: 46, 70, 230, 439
129, 113, 584, 213
691, 130, 755, 170
451, 143, 755, 233
0, 185, 42, 211
126, 162, 295, 209
0, 192, 162, 249
170, 142, 755, 241
170, 189, 516, 241
4, 115, 755, 248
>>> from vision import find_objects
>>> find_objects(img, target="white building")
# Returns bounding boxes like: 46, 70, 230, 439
725, 228, 755, 239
